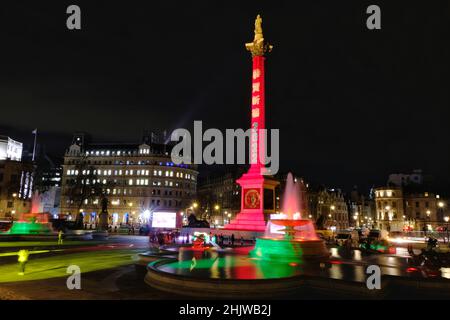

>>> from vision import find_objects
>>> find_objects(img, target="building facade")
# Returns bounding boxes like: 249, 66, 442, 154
0, 160, 34, 220
375, 187, 447, 231
309, 187, 349, 230
347, 187, 376, 228
0, 136, 23, 162
60, 133, 198, 228
197, 169, 244, 226
374, 187, 405, 231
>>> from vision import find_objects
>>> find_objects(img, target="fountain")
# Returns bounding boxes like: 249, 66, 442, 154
249, 173, 329, 261
4, 191, 54, 236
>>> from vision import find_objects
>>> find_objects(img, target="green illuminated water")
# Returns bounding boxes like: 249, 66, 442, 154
158, 253, 300, 279
7, 221, 53, 235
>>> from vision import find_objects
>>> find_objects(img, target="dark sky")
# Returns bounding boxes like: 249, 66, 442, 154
1, 1, 449, 194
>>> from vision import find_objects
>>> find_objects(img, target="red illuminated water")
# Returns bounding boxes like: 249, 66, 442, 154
281, 173, 302, 219
265, 173, 318, 240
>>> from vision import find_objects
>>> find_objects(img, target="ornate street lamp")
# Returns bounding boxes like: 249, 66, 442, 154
426, 210, 431, 235
385, 206, 391, 232
214, 204, 220, 226
444, 216, 449, 243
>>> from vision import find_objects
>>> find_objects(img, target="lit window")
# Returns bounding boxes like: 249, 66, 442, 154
129, 179, 133, 185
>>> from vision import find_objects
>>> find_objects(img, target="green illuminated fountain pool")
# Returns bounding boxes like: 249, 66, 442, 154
7, 219, 53, 235
2, 192, 55, 237
144, 174, 331, 298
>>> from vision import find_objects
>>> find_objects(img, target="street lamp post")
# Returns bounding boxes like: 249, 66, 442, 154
214, 204, 220, 227
329, 205, 335, 229
444, 216, 449, 243
426, 210, 431, 236
385, 206, 391, 232
11, 193, 18, 221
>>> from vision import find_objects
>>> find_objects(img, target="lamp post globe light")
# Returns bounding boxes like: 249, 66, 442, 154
426, 210, 432, 235
445, 216, 449, 243
214, 204, 220, 226
385, 206, 391, 232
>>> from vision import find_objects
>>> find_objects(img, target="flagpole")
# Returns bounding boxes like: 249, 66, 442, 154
32, 129, 37, 162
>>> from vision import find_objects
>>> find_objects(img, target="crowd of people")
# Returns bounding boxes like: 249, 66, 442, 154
145, 230, 254, 248
148, 231, 180, 246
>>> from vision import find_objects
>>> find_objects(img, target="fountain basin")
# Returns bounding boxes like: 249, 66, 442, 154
6, 221, 53, 235
270, 219, 311, 227
145, 258, 309, 299
250, 237, 329, 261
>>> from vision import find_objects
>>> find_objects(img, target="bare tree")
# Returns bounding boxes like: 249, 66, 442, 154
65, 157, 115, 229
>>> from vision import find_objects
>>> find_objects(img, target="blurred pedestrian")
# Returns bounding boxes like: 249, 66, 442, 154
18, 249, 29, 275
58, 230, 63, 245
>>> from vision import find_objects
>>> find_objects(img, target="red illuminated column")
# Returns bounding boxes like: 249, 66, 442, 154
249, 55, 265, 175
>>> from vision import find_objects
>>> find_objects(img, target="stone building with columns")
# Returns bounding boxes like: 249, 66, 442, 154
60, 133, 198, 228
374, 187, 447, 231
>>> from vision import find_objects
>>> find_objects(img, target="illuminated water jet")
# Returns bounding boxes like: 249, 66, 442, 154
250, 173, 328, 261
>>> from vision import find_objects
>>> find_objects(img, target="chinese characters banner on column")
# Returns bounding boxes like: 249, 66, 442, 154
250, 56, 265, 167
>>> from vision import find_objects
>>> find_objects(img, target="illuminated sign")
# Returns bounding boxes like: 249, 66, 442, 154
152, 211, 176, 228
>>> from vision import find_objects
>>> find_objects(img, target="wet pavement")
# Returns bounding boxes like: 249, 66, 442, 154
156, 245, 450, 281
1, 236, 449, 299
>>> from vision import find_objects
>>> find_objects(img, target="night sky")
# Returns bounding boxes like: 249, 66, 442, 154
1, 1, 449, 193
